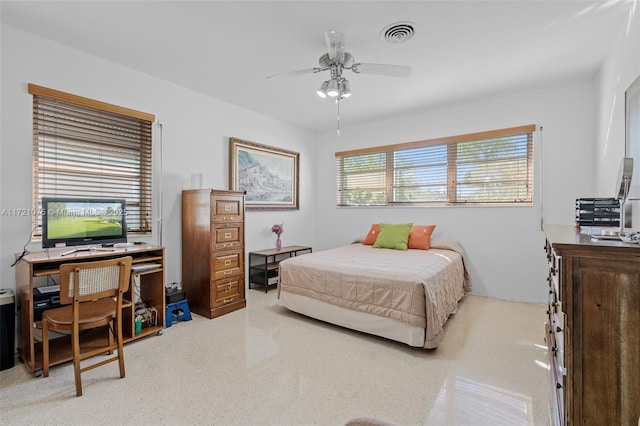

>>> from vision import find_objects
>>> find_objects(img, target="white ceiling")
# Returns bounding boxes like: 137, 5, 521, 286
1, 1, 634, 132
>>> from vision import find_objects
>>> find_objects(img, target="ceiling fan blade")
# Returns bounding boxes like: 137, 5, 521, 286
325, 31, 345, 63
351, 63, 412, 78
265, 67, 325, 80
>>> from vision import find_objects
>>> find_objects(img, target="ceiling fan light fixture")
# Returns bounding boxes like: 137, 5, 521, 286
316, 81, 329, 98
326, 79, 340, 97
268, 30, 413, 135
340, 79, 352, 98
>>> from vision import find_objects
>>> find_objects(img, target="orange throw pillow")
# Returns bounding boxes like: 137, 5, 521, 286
408, 225, 436, 250
363, 224, 380, 245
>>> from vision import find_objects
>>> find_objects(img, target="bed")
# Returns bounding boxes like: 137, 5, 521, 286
277, 239, 471, 349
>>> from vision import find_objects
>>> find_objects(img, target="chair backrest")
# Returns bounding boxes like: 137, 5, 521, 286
59, 256, 132, 305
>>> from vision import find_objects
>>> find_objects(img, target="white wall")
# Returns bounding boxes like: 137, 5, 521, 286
0, 24, 317, 291
2, 5, 638, 306
311, 7, 639, 305
315, 81, 598, 303
595, 5, 640, 224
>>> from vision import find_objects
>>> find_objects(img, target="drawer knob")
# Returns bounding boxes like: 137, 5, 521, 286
224, 260, 232, 266
556, 326, 562, 332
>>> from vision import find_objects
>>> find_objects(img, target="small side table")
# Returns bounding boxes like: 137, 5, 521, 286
248, 245, 312, 293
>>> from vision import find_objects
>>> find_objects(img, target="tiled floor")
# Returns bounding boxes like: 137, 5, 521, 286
0, 291, 553, 425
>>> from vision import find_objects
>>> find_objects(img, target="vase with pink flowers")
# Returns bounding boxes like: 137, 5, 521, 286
271, 223, 283, 250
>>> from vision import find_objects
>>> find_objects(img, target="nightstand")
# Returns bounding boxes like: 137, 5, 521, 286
248, 246, 312, 293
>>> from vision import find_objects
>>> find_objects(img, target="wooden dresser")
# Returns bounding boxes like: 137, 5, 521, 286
182, 189, 246, 318
543, 225, 640, 425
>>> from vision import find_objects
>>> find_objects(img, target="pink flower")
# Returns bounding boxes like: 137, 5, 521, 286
271, 223, 283, 236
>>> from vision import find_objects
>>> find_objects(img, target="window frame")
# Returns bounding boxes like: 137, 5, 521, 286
29, 84, 155, 239
335, 124, 536, 207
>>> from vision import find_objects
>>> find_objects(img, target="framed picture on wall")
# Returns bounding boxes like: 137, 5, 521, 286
625, 74, 640, 199
229, 137, 299, 210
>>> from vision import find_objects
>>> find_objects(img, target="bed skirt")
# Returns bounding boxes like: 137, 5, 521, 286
279, 291, 426, 347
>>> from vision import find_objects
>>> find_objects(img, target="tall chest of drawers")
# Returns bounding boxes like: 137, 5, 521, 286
543, 225, 640, 425
182, 189, 246, 318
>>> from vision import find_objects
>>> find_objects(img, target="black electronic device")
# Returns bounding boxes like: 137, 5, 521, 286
33, 286, 61, 321
166, 289, 186, 304
41, 197, 127, 248
575, 198, 620, 227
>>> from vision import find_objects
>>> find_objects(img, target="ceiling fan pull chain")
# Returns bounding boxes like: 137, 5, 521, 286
336, 100, 340, 136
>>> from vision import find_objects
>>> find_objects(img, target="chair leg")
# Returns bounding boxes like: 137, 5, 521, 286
107, 321, 114, 355
42, 320, 50, 378
72, 324, 82, 397
116, 318, 125, 379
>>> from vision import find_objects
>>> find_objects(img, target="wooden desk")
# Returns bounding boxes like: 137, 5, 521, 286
15, 244, 165, 376
248, 245, 312, 293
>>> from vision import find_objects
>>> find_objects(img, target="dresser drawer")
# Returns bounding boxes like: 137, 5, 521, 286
212, 276, 244, 307
211, 250, 243, 279
552, 312, 565, 377
547, 322, 565, 410
211, 223, 244, 251
211, 194, 244, 222
548, 287, 561, 317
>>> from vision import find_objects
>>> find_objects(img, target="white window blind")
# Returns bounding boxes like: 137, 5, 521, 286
29, 84, 155, 237
336, 125, 535, 206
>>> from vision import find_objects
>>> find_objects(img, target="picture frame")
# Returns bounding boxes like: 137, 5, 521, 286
229, 137, 299, 210
625, 74, 640, 200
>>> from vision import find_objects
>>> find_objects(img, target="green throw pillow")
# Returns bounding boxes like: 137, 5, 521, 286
373, 223, 413, 250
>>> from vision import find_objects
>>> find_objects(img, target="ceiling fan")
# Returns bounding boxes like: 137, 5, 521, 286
266, 31, 412, 102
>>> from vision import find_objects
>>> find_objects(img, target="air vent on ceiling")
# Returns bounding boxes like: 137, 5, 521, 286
381, 22, 415, 43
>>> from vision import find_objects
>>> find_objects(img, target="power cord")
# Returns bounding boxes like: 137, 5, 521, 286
10, 225, 36, 267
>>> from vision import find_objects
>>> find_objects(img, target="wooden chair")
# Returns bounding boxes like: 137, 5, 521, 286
42, 256, 132, 396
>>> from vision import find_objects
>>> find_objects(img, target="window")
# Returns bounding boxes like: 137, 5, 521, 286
29, 84, 155, 237
336, 125, 535, 206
